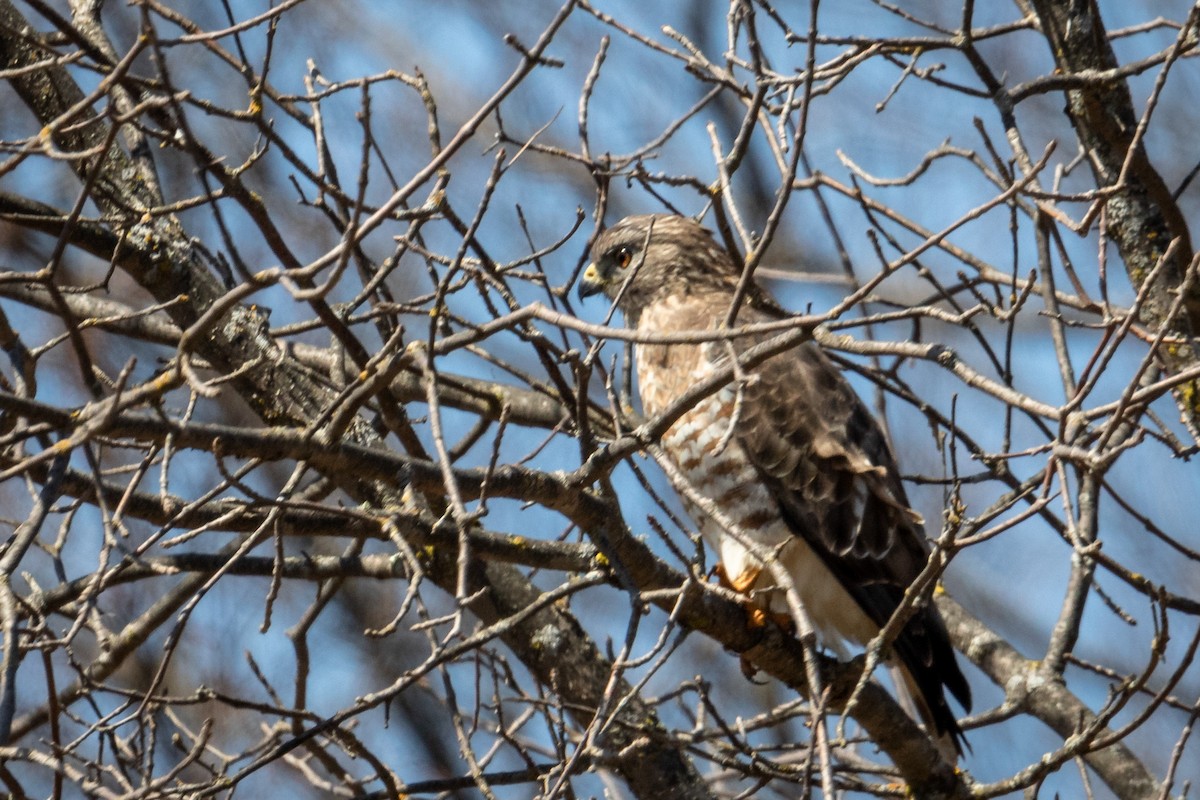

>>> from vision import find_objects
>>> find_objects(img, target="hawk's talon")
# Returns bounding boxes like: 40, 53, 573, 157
739, 655, 766, 682
771, 611, 797, 635
714, 564, 797, 635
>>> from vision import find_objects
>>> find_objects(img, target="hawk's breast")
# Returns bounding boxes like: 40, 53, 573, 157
634, 298, 877, 648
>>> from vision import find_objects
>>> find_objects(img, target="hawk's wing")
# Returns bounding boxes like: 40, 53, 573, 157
716, 316, 971, 741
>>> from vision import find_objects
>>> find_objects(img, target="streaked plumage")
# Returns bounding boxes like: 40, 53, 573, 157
578, 214, 970, 755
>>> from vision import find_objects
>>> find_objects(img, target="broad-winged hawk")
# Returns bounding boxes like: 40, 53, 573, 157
578, 213, 971, 756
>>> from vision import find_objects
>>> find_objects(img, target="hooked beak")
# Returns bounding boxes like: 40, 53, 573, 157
577, 262, 606, 300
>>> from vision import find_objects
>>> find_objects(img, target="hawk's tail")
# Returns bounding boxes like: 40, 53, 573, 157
891, 663, 970, 761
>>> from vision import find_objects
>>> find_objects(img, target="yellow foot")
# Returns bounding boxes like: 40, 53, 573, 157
712, 562, 762, 594
771, 611, 797, 636
711, 563, 794, 632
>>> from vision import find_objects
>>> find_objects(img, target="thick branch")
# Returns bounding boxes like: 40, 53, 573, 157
938, 596, 1161, 800
1030, 0, 1200, 427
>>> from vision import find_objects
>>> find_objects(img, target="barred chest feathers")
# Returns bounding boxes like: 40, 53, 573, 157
633, 297, 877, 650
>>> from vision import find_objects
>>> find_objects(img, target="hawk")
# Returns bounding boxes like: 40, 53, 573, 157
578, 213, 971, 756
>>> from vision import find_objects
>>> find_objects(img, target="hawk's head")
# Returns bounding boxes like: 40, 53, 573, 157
577, 214, 737, 322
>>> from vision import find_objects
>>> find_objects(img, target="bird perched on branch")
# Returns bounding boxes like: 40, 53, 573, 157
577, 213, 971, 757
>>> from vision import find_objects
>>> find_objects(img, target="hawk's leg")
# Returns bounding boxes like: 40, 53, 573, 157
712, 563, 766, 627
715, 562, 761, 594
712, 566, 766, 676
712, 562, 797, 632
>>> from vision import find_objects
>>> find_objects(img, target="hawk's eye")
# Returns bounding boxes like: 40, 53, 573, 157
613, 245, 633, 269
